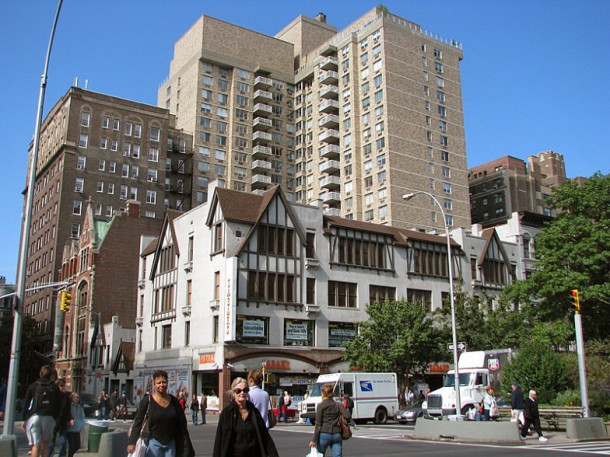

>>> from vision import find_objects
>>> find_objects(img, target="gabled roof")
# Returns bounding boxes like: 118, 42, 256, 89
111, 341, 135, 375
206, 186, 276, 225
323, 216, 461, 248
141, 237, 159, 257
149, 210, 182, 279
478, 227, 511, 266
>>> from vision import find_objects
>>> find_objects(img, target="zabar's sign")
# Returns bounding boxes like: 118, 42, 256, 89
199, 353, 216, 364
264, 359, 291, 370
428, 363, 450, 373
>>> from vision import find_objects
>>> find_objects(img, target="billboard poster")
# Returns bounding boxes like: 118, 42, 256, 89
133, 377, 144, 407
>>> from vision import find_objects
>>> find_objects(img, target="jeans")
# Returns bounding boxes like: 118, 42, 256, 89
317, 432, 342, 457
146, 437, 176, 457
48, 429, 67, 457
191, 410, 198, 425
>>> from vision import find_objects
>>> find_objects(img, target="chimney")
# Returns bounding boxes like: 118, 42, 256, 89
126, 200, 141, 218
315, 13, 326, 23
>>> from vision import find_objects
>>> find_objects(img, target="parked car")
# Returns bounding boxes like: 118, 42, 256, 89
396, 401, 426, 424
79, 393, 100, 417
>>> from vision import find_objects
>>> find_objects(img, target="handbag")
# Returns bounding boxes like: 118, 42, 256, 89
339, 414, 352, 440
268, 409, 277, 428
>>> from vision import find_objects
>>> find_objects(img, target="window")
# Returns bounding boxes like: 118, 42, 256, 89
109, 161, 116, 173
235, 95, 248, 106
96, 181, 104, 193
407, 288, 433, 312
438, 105, 446, 116
123, 142, 132, 157
107, 183, 114, 194
125, 121, 133, 136
146, 190, 157, 204
442, 166, 450, 178
111, 139, 118, 151
435, 62, 443, 73
437, 90, 445, 102
98, 159, 106, 171
284, 319, 315, 347
80, 112, 90, 127
150, 127, 160, 141
113, 118, 120, 131
148, 148, 159, 162
214, 223, 223, 252
373, 60, 382, 72
218, 79, 229, 91
147, 169, 158, 182
78, 134, 88, 148
134, 123, 142, 138
328, 281, 357, 308
75, 178, 84, 192
161, 324, 172, 349
102, 116, 110, 129
443, 182, 452, 194
370, 285, 396, 303
73, 200, 82, 215
376, 137, 385, 150
202, 75, 213, 86
441, 150, 449, 162
122, 164, 129, 177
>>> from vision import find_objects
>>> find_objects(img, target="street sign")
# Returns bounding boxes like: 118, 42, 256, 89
448, 342, 467, 352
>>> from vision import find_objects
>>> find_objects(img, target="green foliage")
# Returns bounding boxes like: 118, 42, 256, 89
501, 173, 610, 339
0, 313, 47, 395
550, 389, 581, 407
500, 343, 571, 403
343, 299, 444, 396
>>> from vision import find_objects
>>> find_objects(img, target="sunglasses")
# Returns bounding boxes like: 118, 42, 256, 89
233, 387, 250, 395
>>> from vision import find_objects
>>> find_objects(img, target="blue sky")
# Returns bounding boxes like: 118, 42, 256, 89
1, 0, 608, 283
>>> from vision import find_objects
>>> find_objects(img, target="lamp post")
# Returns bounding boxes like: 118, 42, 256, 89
402, 191, 461, 416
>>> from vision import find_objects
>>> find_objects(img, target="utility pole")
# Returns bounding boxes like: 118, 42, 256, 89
571, 289, 590, 417
2, 0, 63, 439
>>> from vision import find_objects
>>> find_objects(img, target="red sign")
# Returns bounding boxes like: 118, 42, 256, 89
429, 363, 450, 373
199, 353, 215, 364
488, 358, 500, 371
264, 360, 291, 370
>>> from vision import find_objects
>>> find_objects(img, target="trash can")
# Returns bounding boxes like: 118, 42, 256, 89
87, 420, 109, 452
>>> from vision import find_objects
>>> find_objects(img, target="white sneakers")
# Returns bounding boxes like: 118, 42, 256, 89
539, 436, 548, 442
519, 435, 527, 441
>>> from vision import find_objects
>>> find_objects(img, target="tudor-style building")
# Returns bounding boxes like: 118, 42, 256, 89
135, 184, 531, 408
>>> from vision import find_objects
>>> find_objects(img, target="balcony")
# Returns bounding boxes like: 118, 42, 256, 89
182, 305, 192, 316
319, 114, 339, 129
252, 145, 271, 158
254, 75, 273, 89
320, 84, 339, 99
183, 260, 193, 272
253, 103, 273, 115
320, 56, 338, 70
319, 144, 340, 159
138, 279, 146, 289
253, 131, 272, 144
136, 316, 143, 326
320, 175, 341, 190
252, 159, 272, 172
318, 99, 339, 113
321, 191, 341, 204
319, 70, 339, 84
305, 303, 321, 315
253, 117, 272, 130
319, 129, 340, 144
209, 299, 220, 312
253, 89, 273, 101
305, 258, 320, 270
320, 160, 340, 174
252, 174, 272, 188
323, 207, 341, 216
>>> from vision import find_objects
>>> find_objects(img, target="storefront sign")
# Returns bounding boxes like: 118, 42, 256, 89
428, 363, 450, 373
264, 359, 291, 370
199, 353, 215, 364
243, 320, 265, 337
224, 259, 237, 341
285, 323, 307, 340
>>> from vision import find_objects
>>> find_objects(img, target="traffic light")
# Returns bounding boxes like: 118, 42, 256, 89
570, 289, 580, 313
59, 290, 72, 312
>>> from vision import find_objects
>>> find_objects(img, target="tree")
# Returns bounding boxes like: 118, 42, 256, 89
343, 300, 444, 399
501, 173, 610, 339
0, 313, 47, 396
500, 342, 571, 404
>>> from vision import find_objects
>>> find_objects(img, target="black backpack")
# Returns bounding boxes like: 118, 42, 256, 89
34, 379, 57, 416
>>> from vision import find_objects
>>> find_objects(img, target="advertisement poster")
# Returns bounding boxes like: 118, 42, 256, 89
286, 323, 307, 340
243, 320, 265, 338
142, 369, 190, 397
133, 377, 144, 407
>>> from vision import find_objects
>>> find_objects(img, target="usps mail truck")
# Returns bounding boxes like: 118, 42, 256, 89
301, 372, 398, 424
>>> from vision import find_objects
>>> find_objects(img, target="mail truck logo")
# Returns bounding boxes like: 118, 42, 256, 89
360, 381, 373, 392
488, 358, 500, 371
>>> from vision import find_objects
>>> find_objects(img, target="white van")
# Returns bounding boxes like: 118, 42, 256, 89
301, 372, 399, 424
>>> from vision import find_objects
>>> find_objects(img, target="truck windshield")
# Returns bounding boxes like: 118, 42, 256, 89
311, 382, 338, 397
443, 373, 471, 387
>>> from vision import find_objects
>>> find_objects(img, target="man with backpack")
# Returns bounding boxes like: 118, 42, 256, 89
22, 365, 61, 457
48, 378, 72, 457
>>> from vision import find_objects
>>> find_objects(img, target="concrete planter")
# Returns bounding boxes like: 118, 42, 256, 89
566, 418, 608, 440
414, 417, 521, 443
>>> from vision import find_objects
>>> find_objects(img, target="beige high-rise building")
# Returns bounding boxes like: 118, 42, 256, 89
159, 6, 470, 231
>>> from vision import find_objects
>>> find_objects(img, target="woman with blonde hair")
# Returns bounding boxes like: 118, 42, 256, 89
213, 377, 278, 457
309, 383, 350, 457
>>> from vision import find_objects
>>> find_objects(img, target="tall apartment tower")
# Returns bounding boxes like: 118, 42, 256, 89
159, 7, 470, 231
469, 151, 567, 227
22, 87, 192, 349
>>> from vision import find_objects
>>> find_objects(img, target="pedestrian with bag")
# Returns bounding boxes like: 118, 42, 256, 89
213, 377, 278, 457
510, 382, 525, 425
22, 365, 62, 457
66, 393, 85, 457
342, 393, 356, 428
309, 383, 350, 457
127, 369, 195, 457
190, 394, 199, 426
200, 392, 208, 425
277, 392, 286, 423
98, 390, 110, 420
247, 369, 271, 428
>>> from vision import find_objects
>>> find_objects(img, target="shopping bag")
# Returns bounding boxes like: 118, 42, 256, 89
128, 438, 146, 457
306, 447, 323, 457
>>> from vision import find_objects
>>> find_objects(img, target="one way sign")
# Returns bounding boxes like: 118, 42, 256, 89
448, 342, 467, 352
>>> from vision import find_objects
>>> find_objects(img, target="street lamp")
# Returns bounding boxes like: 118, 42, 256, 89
402, 191, 461, 416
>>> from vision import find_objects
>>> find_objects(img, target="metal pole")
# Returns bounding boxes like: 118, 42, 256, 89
574, 312, 590, 417
2, 0, 63, 437
402, 191, 461, 416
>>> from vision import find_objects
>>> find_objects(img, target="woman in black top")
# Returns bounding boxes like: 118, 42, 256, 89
213, 377, 278, 457
127, 370, 195, 457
